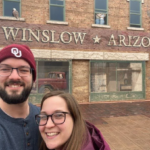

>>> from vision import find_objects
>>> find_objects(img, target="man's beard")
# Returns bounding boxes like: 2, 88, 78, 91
0, 80, 33, 104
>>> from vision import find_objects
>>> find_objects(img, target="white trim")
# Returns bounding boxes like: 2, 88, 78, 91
46, 20, 68, 25
92, 24, 111, 28
0, 16, 25, 21
31, 49, 149, 61
127, 27, 144, 31
0, 48, 148, 61
127, 0, 144, 4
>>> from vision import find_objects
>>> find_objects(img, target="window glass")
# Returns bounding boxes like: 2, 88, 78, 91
95, 0, 107, 25
50, 0, 64, 5
130, 0, 141, 27
130, 24, 141, 28
130, 1, 140, 13
91, 62, 107, 92
95, 0, 107, 10
129, 63, 142, 91
130, 14, 140, 24
117, 63, 131, 92
31, 61, 69, 94
95, 10, 107, 13
91, 62, 143, 93
50, 0, 65, 21
50, 6, 64, 21
4, 1, 20, 17
107, 63, 117, 92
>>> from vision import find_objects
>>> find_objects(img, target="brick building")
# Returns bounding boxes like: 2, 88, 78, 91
0, 0, 150, 104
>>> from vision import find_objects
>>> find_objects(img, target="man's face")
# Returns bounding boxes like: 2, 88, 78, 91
0, 58, 33, 104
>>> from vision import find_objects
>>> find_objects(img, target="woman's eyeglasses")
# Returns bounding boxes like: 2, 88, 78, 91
35, 112, 70, 126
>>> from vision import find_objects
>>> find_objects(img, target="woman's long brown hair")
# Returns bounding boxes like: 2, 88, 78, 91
39, 91, 88, 150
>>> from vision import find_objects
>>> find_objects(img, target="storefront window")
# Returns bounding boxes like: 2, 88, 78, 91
31, 60, 70, 94
91, 62, 143, 93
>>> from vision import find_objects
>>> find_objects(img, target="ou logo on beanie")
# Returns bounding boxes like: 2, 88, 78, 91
11, 48, 22, 57
0, 44, 36, 81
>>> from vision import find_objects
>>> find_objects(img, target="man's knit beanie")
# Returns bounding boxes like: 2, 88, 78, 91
0, 44, 36, 81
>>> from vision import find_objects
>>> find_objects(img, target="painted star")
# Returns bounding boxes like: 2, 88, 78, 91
93, 36, 101, 44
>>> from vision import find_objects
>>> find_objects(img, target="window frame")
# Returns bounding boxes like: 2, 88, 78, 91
129, 0, 142, 28
3, 0, 21, 17
89, 60, 145, 102
94, 0, 108, 25
29, 58, 72, 104
49, 0, 65, 22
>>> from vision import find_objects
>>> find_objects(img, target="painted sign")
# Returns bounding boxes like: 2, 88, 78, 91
2, 26, 150, 48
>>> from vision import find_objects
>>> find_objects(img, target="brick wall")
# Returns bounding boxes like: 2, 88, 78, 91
72, 60, 89, 103
0, 0, 149, 30
0, 0, 150, 102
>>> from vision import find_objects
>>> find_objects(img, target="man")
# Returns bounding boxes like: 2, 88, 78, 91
0, 44, 40, 150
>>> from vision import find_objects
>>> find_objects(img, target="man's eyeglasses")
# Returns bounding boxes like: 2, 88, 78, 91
35, 112, 70, 126
0, 64, 33, 77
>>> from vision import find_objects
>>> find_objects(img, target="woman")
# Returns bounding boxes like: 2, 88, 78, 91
35, 91, 110, 150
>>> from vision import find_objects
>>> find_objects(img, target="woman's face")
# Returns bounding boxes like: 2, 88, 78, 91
39, 96, 74, 150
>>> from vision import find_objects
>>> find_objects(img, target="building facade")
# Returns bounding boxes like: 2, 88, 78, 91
0, 0, 150, 104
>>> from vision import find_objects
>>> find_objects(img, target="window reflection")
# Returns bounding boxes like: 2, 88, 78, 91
31, 61, 69, 94
91, 62, 142, 93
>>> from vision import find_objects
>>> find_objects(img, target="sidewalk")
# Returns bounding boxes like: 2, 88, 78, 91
79, 101, 150, 150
